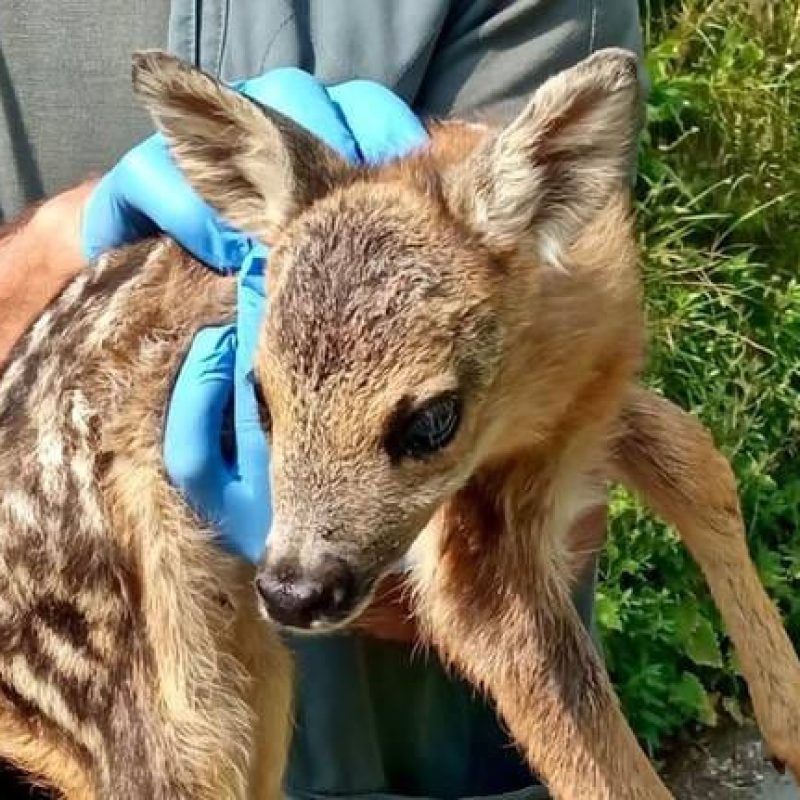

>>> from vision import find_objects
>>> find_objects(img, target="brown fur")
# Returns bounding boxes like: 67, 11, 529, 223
0, 48, 797, 800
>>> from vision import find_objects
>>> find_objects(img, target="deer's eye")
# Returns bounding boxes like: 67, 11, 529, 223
252, 378, 272, 434
387, 393, 462, 462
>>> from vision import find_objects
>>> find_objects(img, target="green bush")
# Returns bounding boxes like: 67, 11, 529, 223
598, 0, 800, 751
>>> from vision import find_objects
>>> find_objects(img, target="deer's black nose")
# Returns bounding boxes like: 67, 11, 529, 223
256, 558, 357, 629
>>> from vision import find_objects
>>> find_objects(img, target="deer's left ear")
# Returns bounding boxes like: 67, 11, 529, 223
132, 50, 352, 242
445, 49, 642, 263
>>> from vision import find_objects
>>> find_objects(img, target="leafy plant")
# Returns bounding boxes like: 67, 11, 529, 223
598, 0, 800, 752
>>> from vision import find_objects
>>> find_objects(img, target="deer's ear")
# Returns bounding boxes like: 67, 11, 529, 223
446, 49, 641, 263
132, 50, 351, 242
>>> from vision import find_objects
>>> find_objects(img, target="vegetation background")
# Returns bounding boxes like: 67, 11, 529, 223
599, 0, 800, 752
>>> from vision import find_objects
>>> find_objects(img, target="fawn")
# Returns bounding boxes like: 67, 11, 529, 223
0, 47, 797, 800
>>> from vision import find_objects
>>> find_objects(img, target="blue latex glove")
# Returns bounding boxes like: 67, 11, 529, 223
83, 68, 428, 562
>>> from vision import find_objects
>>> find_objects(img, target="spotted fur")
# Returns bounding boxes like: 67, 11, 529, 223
0, 241, 291, 798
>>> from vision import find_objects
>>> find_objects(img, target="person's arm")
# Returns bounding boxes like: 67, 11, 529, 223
0, 181, 93, 364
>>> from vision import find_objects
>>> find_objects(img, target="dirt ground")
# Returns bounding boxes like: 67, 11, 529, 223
663, 723, 799, 799
2, 721, 797, 798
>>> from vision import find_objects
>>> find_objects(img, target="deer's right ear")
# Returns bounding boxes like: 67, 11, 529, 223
131, 50, 351, 242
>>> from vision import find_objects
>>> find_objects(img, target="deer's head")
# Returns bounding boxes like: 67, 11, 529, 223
134, 48, 641, 631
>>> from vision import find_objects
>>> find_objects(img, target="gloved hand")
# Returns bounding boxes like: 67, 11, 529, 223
82, 68, 428, 562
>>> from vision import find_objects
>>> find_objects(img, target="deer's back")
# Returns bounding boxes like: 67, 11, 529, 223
0, 238, 239, 788
0, 236, 235, 533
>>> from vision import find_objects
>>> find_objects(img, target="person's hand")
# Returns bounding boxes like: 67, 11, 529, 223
82, 69, 428, 571
350, 574, 418, 643
0, 180, 96, 365
163, 245, 273, 564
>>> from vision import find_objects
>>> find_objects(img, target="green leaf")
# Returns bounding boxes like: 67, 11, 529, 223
727, 649, 743, 677
671, 673, 718, 726
673, 600, 701, 644
722, 696, 745, 725
685, 617, 724, 668
596, 593, 623, 632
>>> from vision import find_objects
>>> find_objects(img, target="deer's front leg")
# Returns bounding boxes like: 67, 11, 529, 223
230, 570, 293, 800
615, 387, 800, 778
411, 480, 672, 800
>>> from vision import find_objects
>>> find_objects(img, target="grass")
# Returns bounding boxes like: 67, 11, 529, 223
598, 0, 800, 751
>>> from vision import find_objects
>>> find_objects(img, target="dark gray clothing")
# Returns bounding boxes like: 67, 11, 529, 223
0, 0, 170, 219
171, 0, 643, 123
1, 3, 643, 798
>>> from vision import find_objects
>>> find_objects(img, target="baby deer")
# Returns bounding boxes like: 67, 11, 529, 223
0, 48, 797, 800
